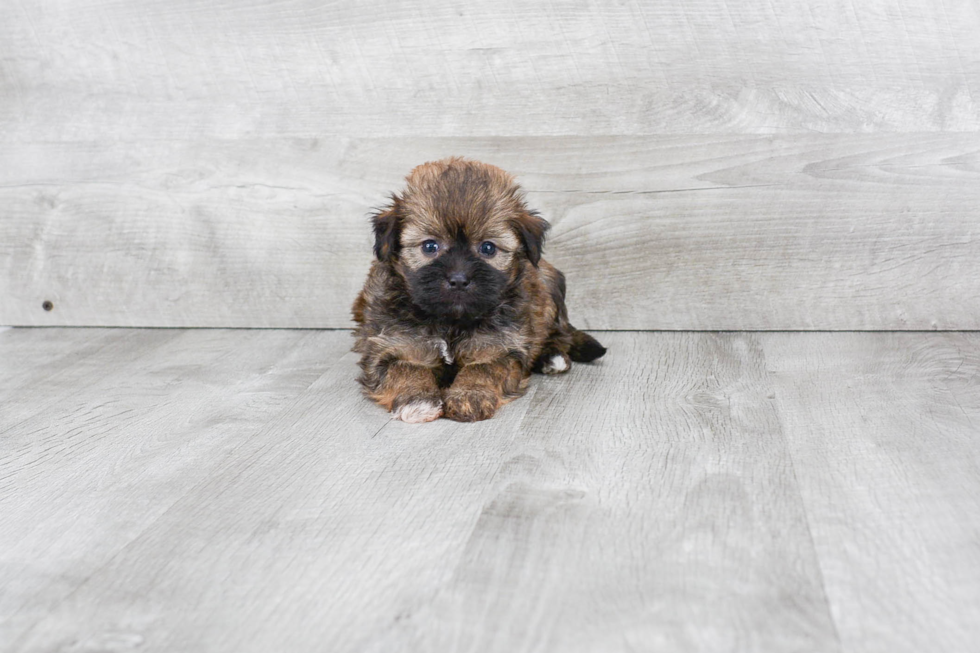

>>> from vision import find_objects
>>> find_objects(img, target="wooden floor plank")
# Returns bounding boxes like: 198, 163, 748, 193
761, 333, 980, 653
6, 340, 544, 652
7, 332, 841, 653
372, 333, 840, 652
0, 328, 132, 407
0, 329, 182, 432
8, 330, 978, 652
0, 329, 352, 646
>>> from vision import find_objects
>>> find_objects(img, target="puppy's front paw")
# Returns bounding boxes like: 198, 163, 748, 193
392, 397, 444, 423
443, 388, 500, 422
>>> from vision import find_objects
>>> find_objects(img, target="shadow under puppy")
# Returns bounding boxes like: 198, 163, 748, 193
352, 157, 606, 422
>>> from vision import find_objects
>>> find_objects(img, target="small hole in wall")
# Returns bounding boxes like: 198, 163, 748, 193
42, 300, 54, 312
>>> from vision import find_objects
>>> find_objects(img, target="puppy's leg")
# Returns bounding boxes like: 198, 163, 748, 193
356, 335, 444, 422
532, 327, 605, 373
371, 361, 443, 423
531, 327, 573, 375
443, 358, 528, 422
530, 259, 606, 374
535, 349, 571, 374
531, 262, 574, 375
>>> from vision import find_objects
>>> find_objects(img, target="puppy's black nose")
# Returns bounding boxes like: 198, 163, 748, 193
447, 272, 471, 289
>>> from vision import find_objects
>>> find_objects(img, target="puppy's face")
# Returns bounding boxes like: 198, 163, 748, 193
372, 158, 549, 324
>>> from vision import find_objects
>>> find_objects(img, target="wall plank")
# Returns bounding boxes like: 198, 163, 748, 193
3, 0, 979, 328
1, 0, 978, 140
2, 135, 978, 329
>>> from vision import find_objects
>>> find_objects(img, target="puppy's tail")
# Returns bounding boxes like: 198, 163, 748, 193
568, 328, 607, 363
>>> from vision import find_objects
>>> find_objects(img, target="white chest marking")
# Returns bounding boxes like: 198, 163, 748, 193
436, 339, 453, 364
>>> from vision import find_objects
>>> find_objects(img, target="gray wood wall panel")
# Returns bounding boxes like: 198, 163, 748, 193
3, 135, 978, 329
2, 1, 979, 328
2, 0, 978, 139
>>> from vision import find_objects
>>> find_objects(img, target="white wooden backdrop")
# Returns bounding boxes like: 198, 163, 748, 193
2, 0, 978, 329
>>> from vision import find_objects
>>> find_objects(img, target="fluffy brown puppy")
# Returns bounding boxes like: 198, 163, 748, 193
352, 157, 606, 423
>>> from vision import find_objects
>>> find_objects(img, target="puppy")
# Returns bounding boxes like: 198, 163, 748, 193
352, 157, 606, 423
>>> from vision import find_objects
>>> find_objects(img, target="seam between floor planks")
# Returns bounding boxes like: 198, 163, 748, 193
759, 332, 980, 653
758, 341, 846, 651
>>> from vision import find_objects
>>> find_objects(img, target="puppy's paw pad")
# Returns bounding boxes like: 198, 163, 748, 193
541, 354, 570, 374
394, 398, 443, 423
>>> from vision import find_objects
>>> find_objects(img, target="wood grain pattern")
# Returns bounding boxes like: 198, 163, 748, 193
3, 135, 978, 329
4, 332, 542, 652
2, 330, 841, 653
3, 1, 979, 329
1, 0, 978, 140
0, 329, 351, 646
761, 333, 980, 653
0, 328, 122, 405
1, 329, 180, 428
6, 329, 979, 651
369, 332, 838, 652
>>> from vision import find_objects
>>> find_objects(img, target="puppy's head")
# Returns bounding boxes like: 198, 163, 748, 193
372, 157, 549, 323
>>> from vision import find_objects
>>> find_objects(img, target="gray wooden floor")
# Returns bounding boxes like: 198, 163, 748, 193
1, 328, 978, 653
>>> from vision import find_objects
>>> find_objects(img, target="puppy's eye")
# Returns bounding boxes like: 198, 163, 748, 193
421, 240, 440, 256
479, 241, 497, 257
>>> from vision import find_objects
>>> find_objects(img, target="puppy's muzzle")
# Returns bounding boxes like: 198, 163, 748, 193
447, 271, 471, 290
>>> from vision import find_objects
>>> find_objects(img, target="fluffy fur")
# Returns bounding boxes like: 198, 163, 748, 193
352, 157, 606, 422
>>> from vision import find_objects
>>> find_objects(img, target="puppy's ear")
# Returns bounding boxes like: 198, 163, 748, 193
371, 196, 402, 262
511, 210, 550, 267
